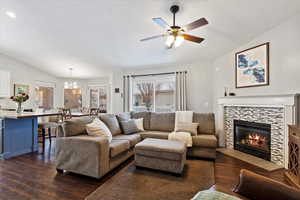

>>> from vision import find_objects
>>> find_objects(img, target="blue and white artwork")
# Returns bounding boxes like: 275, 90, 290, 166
236, 43, 269, 88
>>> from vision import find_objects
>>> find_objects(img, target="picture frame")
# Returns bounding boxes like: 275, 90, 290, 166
235, 42, 269, 88
14, 84, 30, 95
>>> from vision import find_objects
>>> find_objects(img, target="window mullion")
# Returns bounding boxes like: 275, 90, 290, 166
153, 80, 156, 112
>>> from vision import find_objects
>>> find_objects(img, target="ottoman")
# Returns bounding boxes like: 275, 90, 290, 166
134, 138, 186, 174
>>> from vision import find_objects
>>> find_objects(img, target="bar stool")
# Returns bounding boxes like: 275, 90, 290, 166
37, 109, 59, 151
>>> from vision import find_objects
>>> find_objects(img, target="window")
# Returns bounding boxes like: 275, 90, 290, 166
88, 86, 109, 113
64, 89, 82, 109
132, 80, 154, 112
90, 88, 99, 108
131, 75, 175, 112
155, 79, 175, 112
35, 81, 55, 110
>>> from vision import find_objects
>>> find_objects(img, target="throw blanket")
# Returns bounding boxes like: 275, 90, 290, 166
174, 111, 193, 130
168, 132, 193, 147
168, 111, 193, 147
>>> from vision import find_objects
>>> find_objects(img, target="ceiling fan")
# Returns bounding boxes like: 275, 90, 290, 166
140, 5, 208, 48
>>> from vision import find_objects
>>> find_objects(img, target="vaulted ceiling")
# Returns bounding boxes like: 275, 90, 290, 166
1, 0, 300, 78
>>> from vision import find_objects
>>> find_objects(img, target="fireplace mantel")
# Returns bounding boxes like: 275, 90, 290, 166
218, 94, 299, 107
217, 94, 300, 168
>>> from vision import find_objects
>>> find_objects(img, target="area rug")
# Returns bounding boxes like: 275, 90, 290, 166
86, 159, 215, 200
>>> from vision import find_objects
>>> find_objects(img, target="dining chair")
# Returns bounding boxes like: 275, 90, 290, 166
23, 109, 33, 112
61, 108, 72, 120
81, 107, 90, 114
89, 108, 99, 116
1, 108, 16, 111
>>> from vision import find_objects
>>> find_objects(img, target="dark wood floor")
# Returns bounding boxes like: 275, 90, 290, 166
0, 140, 286, 200
213, 152, 286, 198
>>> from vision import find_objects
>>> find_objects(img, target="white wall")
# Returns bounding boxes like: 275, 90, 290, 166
111, 61, 214, 113
0, 54, 60, 110
3, 13, 299, 115
111, 71, 124, 113
57, 77, 112, 111
0, 54, 113, 111
213, 13, 300, 112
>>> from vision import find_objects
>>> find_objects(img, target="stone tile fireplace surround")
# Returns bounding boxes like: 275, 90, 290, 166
217, 94, 300, 168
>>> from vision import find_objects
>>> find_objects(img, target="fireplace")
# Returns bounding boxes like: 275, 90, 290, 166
234, 120, 271, 161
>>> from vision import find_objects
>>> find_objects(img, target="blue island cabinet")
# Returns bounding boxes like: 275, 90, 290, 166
0, 117, 39, 159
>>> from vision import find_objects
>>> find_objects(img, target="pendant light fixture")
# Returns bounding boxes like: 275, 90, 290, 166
64, 68, 78, 89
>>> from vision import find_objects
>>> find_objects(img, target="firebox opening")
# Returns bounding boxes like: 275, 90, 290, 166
234, 120, 271, 161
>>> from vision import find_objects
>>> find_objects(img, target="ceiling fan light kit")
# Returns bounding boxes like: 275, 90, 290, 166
141, 5, 208, 49
166, 34, 184, 48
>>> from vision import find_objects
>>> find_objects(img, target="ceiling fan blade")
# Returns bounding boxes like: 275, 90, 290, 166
140, 34, 165, 42
184, 18, 208, 32
152, 18, 170, 29
183, 34, 204, 43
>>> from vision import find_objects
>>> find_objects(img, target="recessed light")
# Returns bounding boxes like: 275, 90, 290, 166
6, 11, 16, 19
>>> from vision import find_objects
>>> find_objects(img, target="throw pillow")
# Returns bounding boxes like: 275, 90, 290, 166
86, 118, 112, 143
63, 116, 94, 137
131, 111, 151, 130
116, 112, 131, 121
120, 119, 142, 135
175, 122, 199, 136
134, 118, 144, 131
99, 114, 122, 136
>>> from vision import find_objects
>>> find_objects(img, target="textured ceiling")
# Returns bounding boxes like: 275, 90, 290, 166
1, 0, 300, 78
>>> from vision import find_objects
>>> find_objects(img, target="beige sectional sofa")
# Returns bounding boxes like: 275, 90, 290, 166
55, 112, 217, 179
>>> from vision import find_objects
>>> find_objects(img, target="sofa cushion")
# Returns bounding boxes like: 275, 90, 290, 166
192, 135, 217, 148
135, 138, 186, 161
110, 140, 130, 158
193, 113, 215, 135
139, 131, 170, 140
131, 112, 151, 130
149, 112, 175, 132
119, 119, 141, 135
63, 116, 94, 137
113, 134, 141, 147
99, 114, 122, 136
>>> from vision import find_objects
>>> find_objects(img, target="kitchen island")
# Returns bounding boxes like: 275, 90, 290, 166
0, 111, 61, 159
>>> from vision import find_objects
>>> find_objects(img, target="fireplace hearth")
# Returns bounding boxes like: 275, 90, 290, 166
234, 120, 271, 161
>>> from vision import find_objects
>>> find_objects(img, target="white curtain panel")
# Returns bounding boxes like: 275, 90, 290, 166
175, 71, 187, 111
123, 75, 132, 112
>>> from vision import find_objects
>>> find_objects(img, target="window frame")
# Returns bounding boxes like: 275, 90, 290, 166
35, 81, 55, 110
63, 88, 83, 109
87, 84, 110, 113
131, 74, 176, 112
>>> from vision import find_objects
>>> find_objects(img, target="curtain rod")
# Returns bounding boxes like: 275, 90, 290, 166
124, 71, 187, 78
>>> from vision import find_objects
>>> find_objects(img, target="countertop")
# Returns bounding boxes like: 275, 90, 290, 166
0, 111, 61, 119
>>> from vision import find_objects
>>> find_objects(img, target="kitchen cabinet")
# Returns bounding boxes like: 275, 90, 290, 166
0, 70, 11, 97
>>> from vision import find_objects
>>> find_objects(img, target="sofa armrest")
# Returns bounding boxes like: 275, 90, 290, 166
233, 169, 300, 200
55, 136, 110, 179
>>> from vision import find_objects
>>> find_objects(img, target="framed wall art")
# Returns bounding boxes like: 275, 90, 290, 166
14, 84, 30, 95
235, 42, 269, 88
